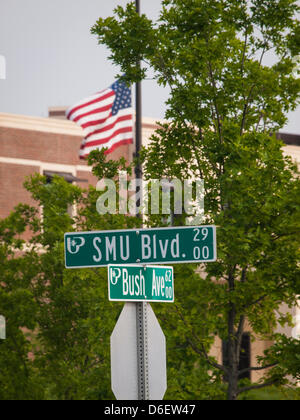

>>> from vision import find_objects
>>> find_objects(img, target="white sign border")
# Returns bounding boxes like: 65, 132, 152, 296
108, 264, 175, 303
64, 225, 217, 269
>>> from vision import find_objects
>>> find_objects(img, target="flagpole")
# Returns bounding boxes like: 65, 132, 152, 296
134, 0, 149, 401
135, 0, 142, 181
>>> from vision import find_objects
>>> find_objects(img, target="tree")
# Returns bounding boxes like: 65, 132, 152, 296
91, 0, 300, 399
0, 169, 141, 400
0, 205, 44, 400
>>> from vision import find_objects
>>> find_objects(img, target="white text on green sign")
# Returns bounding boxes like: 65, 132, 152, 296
108, 265, 174, 303
65, 225, 216, 268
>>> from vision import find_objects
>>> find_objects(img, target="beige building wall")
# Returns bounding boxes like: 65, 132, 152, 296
283, 145, 300, 169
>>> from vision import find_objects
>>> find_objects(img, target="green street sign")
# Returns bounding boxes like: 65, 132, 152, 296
108, 265, 174, 303
65, 225, 216, 268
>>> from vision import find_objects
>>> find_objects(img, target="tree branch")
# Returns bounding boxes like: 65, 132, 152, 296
207, 60, 223, 145
187, 337, 227, 373
237, 379, 279, 396
240, 30, 248, 76
240, 44, 268, 135
240, 293, 269, 311
174, 304, 227, 373
238, 362, 278, 377
235, 315, 246, 357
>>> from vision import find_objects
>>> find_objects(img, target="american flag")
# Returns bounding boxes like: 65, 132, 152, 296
66, 79, 133, 158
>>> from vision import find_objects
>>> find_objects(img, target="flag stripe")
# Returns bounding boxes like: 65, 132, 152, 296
71, 94, 115, 123
79, 131, 133, 156
76, 106, 113, 128
73, 103, 113, 124
84, 109, 133, 138
85, 114, 132, 141
66, 89, 114, 120
80, 112, 113, 130
80, 139, 133, 159
85, 116, 133, 144
82, 126, 133, 149
106, 138, 133, 155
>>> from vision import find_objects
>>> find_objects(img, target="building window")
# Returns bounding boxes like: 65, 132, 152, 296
238, 333, 251, 380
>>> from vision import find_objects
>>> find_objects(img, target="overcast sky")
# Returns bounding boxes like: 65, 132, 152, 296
0, 0, 299, 133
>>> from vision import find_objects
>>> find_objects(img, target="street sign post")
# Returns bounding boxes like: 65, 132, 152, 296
65, 225, 216, 268
108, 264, 174, 303
64, 224, 218, 401
111, 302, 167, 400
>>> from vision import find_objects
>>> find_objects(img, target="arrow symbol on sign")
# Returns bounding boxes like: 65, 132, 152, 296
111, 267, 121, 285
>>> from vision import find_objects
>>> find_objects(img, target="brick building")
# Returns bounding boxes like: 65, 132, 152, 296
0, 110, 299, 221
0, 111, 159, 220
0, 110, 299, 385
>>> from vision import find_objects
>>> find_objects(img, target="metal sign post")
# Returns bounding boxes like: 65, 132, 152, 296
65, 224, 218, 399
136, 302, 150, 400
109, 265, 169, 400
